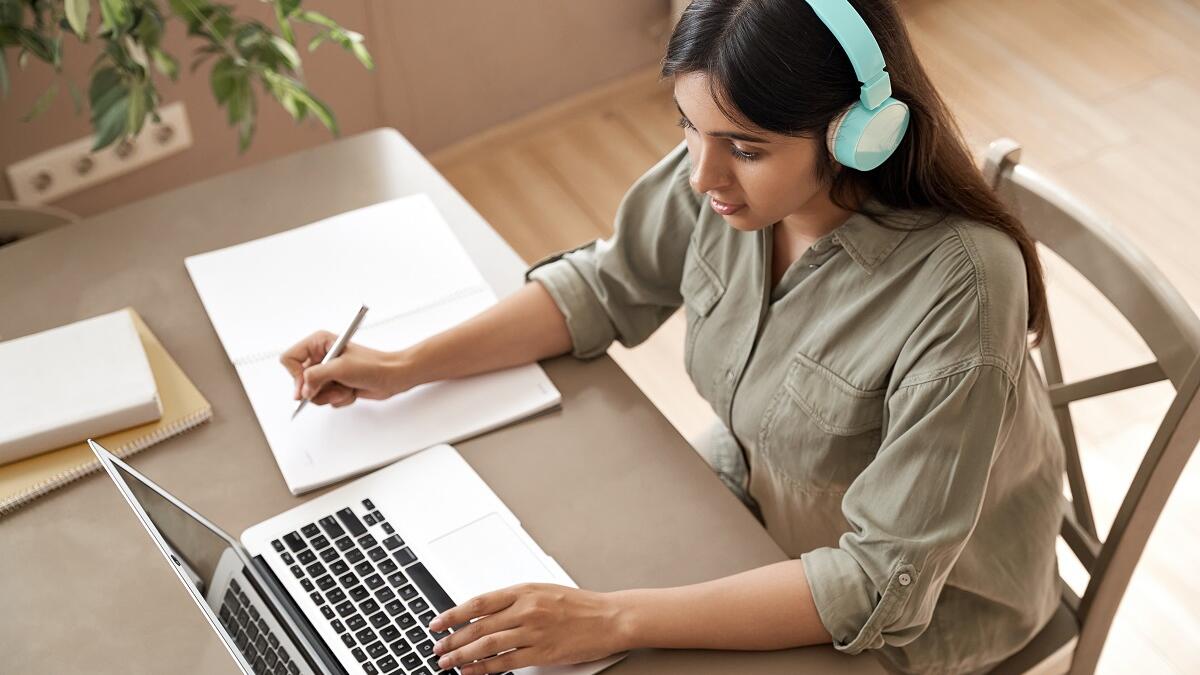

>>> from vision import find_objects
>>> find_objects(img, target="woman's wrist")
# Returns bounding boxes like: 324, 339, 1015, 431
605, 589, 646, 652
385, 347, 422, 396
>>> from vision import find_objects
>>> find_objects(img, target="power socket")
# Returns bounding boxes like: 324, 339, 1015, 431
6, 101, 193, 205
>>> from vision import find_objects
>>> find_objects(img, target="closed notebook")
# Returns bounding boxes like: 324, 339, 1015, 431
0, 308, 162, 464
0, 308, 212, 516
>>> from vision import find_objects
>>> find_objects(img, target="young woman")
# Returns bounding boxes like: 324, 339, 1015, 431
281, 1, 1066, 673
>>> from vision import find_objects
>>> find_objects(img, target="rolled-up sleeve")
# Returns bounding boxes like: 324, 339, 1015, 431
524, 140, 701, 359
801, 362, 1018, 653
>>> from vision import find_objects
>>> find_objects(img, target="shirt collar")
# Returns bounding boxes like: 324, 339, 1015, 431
813, 197, 934, 274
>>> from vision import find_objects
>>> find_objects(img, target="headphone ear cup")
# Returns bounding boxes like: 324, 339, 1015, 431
828, 98, 911, 171
825, 105, 852, 165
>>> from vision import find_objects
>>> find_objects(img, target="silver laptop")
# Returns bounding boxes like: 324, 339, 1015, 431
90, 439, 624, 675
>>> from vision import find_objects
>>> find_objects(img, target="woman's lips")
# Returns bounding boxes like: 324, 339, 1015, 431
710, 196, 745, 215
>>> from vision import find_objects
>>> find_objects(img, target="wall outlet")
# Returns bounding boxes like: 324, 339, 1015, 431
6, 101, 193, 205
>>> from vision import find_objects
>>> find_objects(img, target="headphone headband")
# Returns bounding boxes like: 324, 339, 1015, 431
804, 0, 892, 109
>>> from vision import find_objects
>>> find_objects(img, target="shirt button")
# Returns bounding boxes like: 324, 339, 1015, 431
898, 573, 912, 586
726, 368, 735, 380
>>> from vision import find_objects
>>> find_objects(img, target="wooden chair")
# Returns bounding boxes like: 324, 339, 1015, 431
981, 139, 1200, 674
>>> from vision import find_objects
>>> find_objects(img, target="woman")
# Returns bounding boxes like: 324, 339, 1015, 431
281, 1, 1066, 673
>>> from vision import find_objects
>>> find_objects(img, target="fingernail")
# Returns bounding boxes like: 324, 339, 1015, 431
301, 385, 312, 398
433, 639, 443, 654
438, 656, 449, 669
429, 617, 443, 630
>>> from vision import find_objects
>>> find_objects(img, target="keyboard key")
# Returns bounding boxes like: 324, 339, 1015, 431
380, 625, 400, 642
305, 562, 326, 578
350, 647, 367, 663
385, 600, 405, 616
396, 612, 416, 629
320, 605, 335, 620
364, 512, 377, 526
418, 610, 436, 626
287, 661, 299, 675
378, 655, 400, 673
319, 548, 338, 563
405, 627, 426, 643
289, 565, 303, 579
346, 549, 365, 564
355, 561, 374, 576
401, 652, 423, 670
382, 535, 404, 551
249, 605, 260, 621
364, 574, 384, 590
358, 534, 378, 549
347, 615, 367, 631
381, 522, 395, 535
297, 550, 316, 565
309, 591, 324, 606
235, 607, 248, 626
271, 540, 284, 552
375, 587, 396, 603
408, 598, 429, 615
332, 619, 346, 634
360, 599, 380, 615
398, 585, 418, 601
252, 655, 266, 674
336, 508, 367, 536
390, 639, 412, 656
301, 523, 320, 538
283, 532, 306, 553
378, 559, 398, 575
338, 572, 358, 588
300, 578, 314, 592
264, 650, 279, 668
355, 627, 378, 644
407, 563, 457, 613
319, 515, 345, 539
369, 511, 382, 523
362, 499, 375, 510
370, 612, 390, 629
341, 633, 355, 648
368, 547, 388, 562
310, 534, 330, 550
415, 640, 435, 657
350, 586, 370, 602
326, 587, 346, 604
391, 548, 417, 567
367, 640, 388, 659
363, 663, 379, 675
335, 536, 354, 551
330, 560, 349, 576
387, 571, 407, 588
316, 575, 336, 591
234, 628, 248, 650
335, 601, 356, 618
280, 552, 294, 565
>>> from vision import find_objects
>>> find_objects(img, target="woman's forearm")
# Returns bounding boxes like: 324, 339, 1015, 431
611, 560, 832, 651
393, 281, 573, 389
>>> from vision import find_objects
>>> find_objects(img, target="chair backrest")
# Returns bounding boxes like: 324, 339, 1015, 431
982, 138, 1200, 674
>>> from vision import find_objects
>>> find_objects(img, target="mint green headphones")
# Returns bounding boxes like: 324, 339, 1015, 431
805, 0, 910, 171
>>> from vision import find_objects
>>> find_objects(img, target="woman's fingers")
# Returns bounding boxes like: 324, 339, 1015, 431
437, 627, 528, 672
430, 589, 518, 632
310, 383, 353, 406
456, 649, 530, 675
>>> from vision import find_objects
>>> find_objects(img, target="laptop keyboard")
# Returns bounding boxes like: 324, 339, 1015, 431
271, 498, 513, 675
218, 576, 305, 675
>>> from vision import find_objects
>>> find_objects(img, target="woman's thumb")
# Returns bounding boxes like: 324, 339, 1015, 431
302, 360, 347, 398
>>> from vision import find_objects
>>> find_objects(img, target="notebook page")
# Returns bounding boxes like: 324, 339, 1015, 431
184, 194, 487, 364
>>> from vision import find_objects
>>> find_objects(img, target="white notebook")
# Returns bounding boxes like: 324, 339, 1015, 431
0, 310, 163, 464
184, 194, 562, 494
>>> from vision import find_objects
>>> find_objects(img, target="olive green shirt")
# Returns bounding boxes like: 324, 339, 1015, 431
524, 141, 1065, 674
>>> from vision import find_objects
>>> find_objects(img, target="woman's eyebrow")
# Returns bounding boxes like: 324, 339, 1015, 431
673, 94, 770, 144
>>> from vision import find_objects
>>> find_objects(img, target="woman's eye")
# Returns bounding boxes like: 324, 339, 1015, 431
676, 116, 693, 130
677, 116, 758, 162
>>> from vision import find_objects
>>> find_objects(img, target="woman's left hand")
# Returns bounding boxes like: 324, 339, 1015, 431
429, 583, 628, 675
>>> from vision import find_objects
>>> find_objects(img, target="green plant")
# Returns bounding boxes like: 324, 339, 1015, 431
0, 0, 373, 152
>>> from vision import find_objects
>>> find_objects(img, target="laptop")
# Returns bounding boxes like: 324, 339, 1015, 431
90, 439, 624, 675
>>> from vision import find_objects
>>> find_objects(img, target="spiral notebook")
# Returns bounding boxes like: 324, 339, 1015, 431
0, 309, 212, 516
184, 194, 562, 495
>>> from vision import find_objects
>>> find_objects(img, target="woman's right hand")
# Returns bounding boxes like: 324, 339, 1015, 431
280, 330, 414, 408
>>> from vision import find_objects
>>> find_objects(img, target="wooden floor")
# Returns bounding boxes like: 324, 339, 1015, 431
429, 1, 1200, 672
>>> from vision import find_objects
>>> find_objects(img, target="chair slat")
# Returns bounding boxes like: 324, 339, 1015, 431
1049, 361, 1167, 407
1040, 319, 1100, 539
1060, 500, 1101, 571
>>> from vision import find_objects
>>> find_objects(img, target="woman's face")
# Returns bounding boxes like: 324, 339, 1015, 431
674, 71, 834, 233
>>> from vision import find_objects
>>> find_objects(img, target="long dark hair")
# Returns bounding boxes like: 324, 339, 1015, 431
662, 0, 1048, 344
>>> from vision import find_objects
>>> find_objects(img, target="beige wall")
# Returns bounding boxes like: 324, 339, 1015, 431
0, 0, 670, 217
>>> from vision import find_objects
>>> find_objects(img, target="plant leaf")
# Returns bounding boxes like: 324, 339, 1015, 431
92, 88, 130, 150
65, 0, 89, 38
150, 47, 179, 80
209, 55, 237, 104
295, 10, 338, 29
14, 29, 54, 63
21, 82, 57, 121
288, 85, 336, 134
349, 40, 373, 70
99, 0, 132, 35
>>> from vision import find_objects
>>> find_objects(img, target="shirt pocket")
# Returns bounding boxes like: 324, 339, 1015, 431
757, 352, 885, 494
679, 243, 725, 381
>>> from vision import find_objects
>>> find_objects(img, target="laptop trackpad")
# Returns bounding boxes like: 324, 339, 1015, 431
428, 512, 556, 604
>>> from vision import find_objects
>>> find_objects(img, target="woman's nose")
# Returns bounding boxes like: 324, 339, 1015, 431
688, 145, 732, 195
